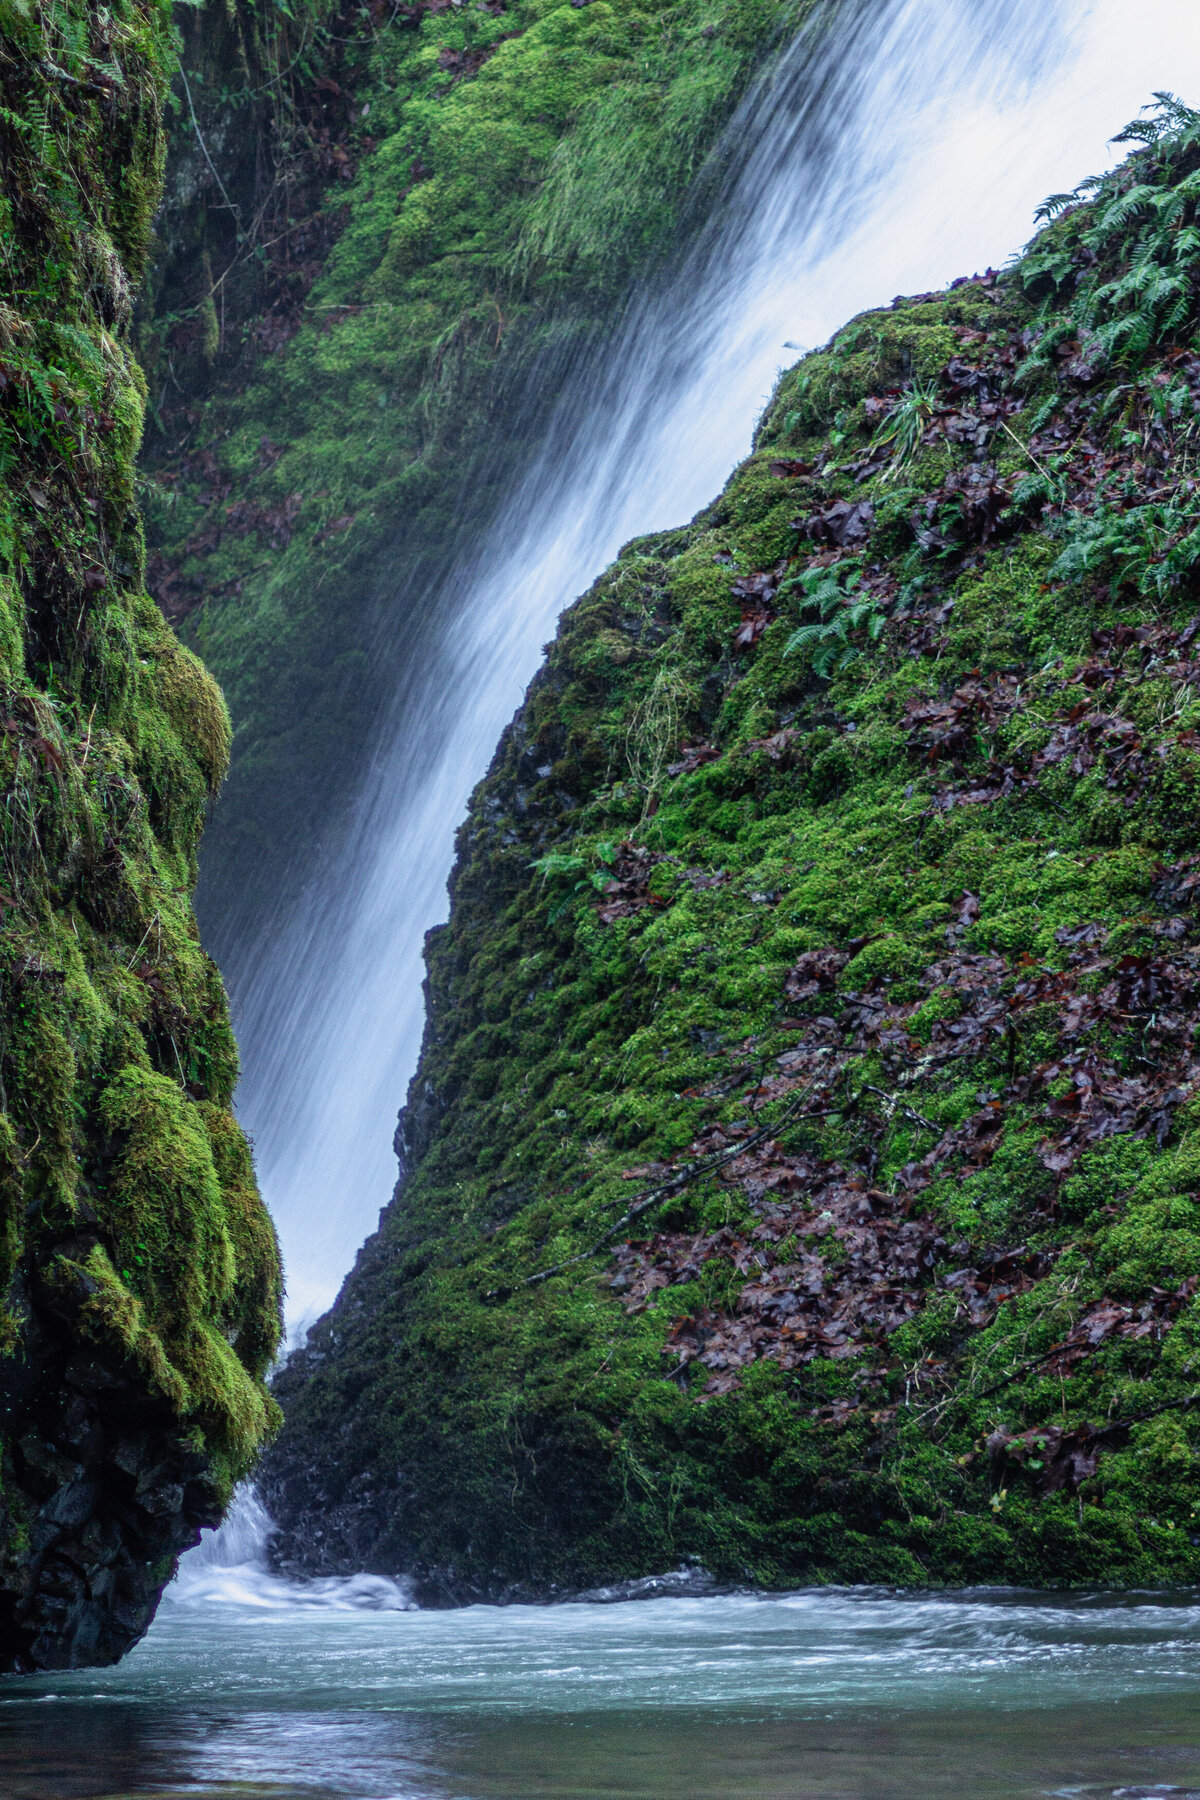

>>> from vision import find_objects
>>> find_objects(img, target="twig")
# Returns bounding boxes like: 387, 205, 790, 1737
910, 1341, 1077, 1427
125, 911, 159, 971
999, 418, 1064, 496
179, 66, 242, 230
518, 1081, 822, 1290
78, 703, 96, 770
862, 1083, 938, 1134
1116, 1390, 1200, 1430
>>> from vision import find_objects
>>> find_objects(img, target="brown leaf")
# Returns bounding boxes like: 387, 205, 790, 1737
798, 499, 875, 548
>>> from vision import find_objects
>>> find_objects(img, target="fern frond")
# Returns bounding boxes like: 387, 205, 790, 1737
1034, 193, 1078, 224
1174, 224, 1200, 266
1012, 471, 1053, 510
785, 622, 825, 656
1113, 93, 1200, 145
1086, 183, 1159, 247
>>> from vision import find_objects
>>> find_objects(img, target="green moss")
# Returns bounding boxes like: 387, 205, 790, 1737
268, 104, 1200, 1593
0, 0, 280, 1518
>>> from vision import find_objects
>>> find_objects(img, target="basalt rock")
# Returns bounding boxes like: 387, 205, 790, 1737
0, 1260, 224, 1670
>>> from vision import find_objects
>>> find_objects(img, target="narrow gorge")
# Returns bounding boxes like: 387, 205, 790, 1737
3, 0, 1200, 1698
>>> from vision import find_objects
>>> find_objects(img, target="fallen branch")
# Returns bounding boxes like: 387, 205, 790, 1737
518, 1079, 824, 1290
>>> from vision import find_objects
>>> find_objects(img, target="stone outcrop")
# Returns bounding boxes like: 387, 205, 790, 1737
265, 104, 1200, 1596
0, 0, 281, 1667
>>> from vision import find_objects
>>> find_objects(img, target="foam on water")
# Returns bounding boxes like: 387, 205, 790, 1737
18, 1542, 1200, 1796
166, 1489, 415, 1612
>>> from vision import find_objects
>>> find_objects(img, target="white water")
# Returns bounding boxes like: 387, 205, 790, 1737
169, 1488, 415, 1611
13, 1583, 1200, 1796
165, 1483, 413, 1612
222, 0, 1200, 1328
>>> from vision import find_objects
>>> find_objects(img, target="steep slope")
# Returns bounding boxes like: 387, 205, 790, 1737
267, 100, 1200, 1597
0, 0, 280, 1667
137, 0, 818, 943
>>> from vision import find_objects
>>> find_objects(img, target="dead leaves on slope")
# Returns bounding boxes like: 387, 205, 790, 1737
600, 917, 1200, 1402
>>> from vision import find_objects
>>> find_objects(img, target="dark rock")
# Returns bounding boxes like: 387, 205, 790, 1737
0, 1263, 227, 1671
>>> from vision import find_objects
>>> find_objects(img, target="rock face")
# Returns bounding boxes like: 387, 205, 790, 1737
0, 1, 281, 1666
0, 1260, 225, 1670
266, 106, 1200, 1595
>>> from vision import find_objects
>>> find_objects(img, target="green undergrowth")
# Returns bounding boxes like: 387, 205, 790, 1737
0, 0, 280, 1500
267, 97, 1200, 1592
138, 0, 814, 928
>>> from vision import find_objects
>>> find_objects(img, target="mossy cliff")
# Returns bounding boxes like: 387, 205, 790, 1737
267, 100, 1200, 1597
0, 0, 280, 1667
138, 0, 815, 941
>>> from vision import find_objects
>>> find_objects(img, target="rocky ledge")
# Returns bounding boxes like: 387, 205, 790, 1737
0, 1247, 224, 1670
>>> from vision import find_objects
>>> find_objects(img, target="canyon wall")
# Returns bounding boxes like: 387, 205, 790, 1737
0, 0, 280, 1668
266, 104, 1200, 1596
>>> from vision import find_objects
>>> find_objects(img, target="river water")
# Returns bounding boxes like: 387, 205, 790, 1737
7, 1561, 1200, 1798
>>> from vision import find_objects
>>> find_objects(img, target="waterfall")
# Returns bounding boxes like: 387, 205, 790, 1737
215, 0, 1200, 1329
167, 1487, 415, 1609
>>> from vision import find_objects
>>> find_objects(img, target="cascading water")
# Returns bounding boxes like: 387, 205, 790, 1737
166, 1488, 413, 1610
218, 0, 1200, 1335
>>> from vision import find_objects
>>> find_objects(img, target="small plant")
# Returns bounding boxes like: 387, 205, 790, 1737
1022, 95, 1200, 373
530, 841, 618, 923
871, 377, 940, 480
1111, 89, 1200, 153
624, 665, 691, 819
783, 564, 886, 677
1050, 489, 1200, 602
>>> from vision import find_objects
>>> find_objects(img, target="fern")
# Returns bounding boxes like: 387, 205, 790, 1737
1051, 489, 1200, 603
530, 843, 619, 924
1033, 193, 1079, 224
1013, 319, 1076, 386
1086, 182, 1160, 243
783, 565, 885, 678
1112, 92, 1200, 150
1011, 470, 1056, 511
1018, 95, 1200, 373
47, 322, 106, 376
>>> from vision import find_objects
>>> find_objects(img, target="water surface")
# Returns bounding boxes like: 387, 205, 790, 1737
7, 1581, 1200, 1799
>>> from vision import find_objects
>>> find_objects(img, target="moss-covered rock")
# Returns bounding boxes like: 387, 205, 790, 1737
0, 0, 280, 1668
266, 101, 1200, 1597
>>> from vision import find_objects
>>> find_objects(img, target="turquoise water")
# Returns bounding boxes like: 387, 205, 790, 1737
5, 1579, 1200, 1798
